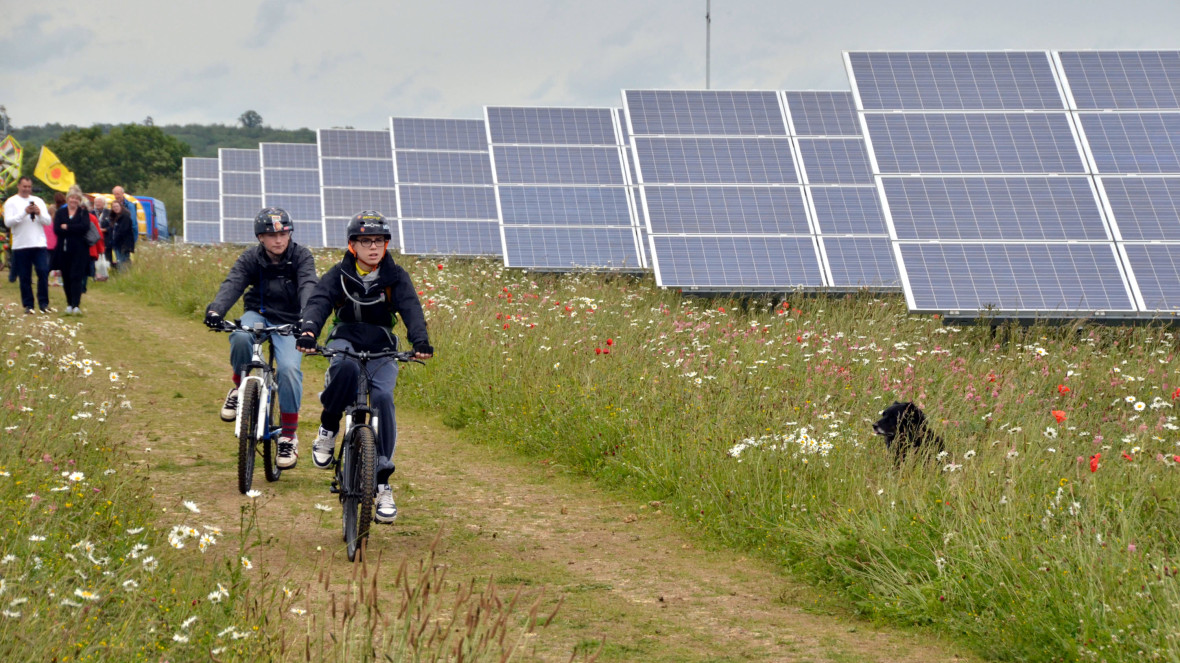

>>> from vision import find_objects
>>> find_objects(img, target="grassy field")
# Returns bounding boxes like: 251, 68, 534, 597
106, 242, 1180, 662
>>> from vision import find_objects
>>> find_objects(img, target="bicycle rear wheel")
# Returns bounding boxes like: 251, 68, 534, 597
342, 426, 376, 562
262, 381, 282, 482
237, 381, 260, 494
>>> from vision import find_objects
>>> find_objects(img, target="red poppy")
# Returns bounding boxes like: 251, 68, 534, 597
603, 348, 610, 355
595, 348, 602, 355
1057, 384, 1070, 394
1173, 387, 1180, 400
796, 335, 803, 343
502, 323, 509, 330
1052, 410, 1066, 424
606, 338, 614, 346
1173, 455, 1180, 464
1123, 453, 1134, 462
437, 264, 444, 270
718, 307, 725, 313
1090, 454, 1101, 472
987, 373, 996, 383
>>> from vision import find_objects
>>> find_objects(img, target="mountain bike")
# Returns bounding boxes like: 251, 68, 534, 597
312, 344, 422, 562
213, 320, 296, 493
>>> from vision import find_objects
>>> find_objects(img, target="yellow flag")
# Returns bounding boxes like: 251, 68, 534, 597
34, 145, 76, 192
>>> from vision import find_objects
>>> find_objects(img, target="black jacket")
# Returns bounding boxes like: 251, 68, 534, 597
208, 243, 318, 325
109, 209, 135, 253
300, 251, 432, 354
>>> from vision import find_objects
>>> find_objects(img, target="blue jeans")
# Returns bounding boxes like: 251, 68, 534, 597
229, 311, 303, 415
114, 249, 131, 270
12, 247, 50, 310
321, 338, 399, 485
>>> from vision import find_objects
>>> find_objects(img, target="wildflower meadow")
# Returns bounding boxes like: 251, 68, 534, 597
0, 299, 554, 662
108, 243, 1180, 661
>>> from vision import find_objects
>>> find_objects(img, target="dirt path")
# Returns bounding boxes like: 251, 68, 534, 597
10, 285, 978, 662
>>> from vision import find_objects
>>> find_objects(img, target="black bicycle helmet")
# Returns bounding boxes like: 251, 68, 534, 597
254, 207, 293, 236
346, 211, 392, 241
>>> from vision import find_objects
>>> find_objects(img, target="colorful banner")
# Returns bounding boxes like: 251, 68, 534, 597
0, 135, 21, 189
34, 145, 76, 192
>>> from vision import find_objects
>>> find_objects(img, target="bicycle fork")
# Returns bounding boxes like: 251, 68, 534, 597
233, 375, 270, 441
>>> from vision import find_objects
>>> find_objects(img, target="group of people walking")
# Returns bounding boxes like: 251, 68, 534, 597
205, 208, 433, 524
3, 176, 136, 314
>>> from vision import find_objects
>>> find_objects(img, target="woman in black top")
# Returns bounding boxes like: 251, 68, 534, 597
53, 187, 93, 314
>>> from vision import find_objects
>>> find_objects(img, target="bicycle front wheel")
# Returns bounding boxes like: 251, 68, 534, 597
237, 380, 260, 494
342, 426, 376, 562
262, 381, 281, 482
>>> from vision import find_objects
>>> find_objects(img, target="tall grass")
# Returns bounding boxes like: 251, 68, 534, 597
0, 289, 560, 661
115, 243, 1180, 661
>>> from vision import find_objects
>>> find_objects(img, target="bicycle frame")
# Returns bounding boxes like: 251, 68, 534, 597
233, 339, 278, 442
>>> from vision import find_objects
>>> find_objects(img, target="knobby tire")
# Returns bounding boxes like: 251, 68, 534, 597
262, 381, 282, 482
344, 426, 377, 562
237, 380, 260, 494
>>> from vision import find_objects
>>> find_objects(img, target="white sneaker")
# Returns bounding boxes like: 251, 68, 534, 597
375, 484, 397, 523
220, 388, 239, 422
312, 427, 337, 469
276, 435, 298, 469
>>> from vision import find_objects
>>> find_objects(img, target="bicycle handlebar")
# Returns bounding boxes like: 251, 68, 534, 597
210, 320, 298, 336
312, 346, 424, 364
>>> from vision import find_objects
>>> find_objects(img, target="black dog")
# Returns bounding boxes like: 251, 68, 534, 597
873, 401, 945, 464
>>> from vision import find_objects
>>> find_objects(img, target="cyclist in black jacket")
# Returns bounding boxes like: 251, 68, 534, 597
205, 208, 319, 469
296, 211, 432, 523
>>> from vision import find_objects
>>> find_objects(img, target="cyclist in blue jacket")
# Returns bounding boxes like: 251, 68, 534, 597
205, 208, 318, 469
296, 211, 432, 523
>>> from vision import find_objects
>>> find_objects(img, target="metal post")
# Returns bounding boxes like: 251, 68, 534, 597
705, 1, 711, 89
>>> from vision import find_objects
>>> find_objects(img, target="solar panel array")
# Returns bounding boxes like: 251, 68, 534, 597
1059, 51, 1180, 313
219, 148, 262, 243
486, 106, 644, 271
260, 143, 323, 247
178, 49, 1179, 317
183, 157, 220, 243
391, 117, 501, 256
847, 50, 1180, 317
625, 89, 896, 291
318, 129, 397, 248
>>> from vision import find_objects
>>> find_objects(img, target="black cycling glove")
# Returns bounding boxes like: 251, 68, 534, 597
413, 343, 434, 356
204, 309, 222, 330
296, 333, 317, 351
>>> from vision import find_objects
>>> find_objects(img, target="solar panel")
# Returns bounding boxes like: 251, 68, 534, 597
624, 90, 788, 136
488, 106, 643, 270
390, 117, 499, 257
261, 143, 323, 247
846, 50, 1144, 318
632, 137, 798, 184
1099, 177, 1180, 240
643, 186, 810, 234
183, 157, 220, 244
650, 236, 824, 289
318, 129, 398, 248
1058, 51, 1180, 110
864, 113, 1087, 174
785, 91, 862, 136
796, 138, 873, 184
883, 177, 1109, 241
847, 51, 1064, 111
1122, 243, 1180, 310
219, 148, 261, 243
626, 89, 897, 291
821, 237, 900, 288
486, 107, 617, 145
808, 187, 888, 235
1078, 112, 1180, 174
899, 243, 1135, 313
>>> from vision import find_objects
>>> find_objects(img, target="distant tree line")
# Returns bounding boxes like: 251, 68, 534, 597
4, 113, 316, 237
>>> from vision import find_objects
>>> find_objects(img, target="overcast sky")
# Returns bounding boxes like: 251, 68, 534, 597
6, 0, 1180, 130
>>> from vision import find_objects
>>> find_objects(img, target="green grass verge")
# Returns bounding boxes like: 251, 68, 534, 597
110, 243, 1180, 661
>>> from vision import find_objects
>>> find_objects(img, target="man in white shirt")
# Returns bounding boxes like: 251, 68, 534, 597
3, 176, 52, 313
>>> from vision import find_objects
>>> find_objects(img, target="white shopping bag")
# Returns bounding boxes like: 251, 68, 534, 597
95, 256, 110, 281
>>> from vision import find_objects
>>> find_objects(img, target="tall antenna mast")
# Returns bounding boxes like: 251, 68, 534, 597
705, 1, 712, 89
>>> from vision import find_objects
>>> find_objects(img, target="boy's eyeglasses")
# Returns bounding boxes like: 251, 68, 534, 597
352, 237, 384, 248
